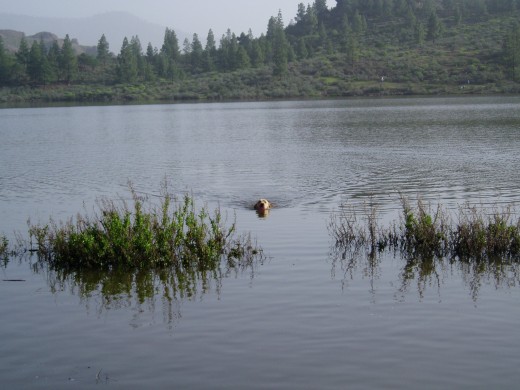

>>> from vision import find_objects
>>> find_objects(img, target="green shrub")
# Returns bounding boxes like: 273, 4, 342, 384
28, 185, 262, 271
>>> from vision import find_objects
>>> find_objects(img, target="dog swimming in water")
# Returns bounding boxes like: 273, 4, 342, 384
253, 199, 272, 215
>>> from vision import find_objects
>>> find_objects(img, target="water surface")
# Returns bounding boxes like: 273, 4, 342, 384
1, 96, 520, 389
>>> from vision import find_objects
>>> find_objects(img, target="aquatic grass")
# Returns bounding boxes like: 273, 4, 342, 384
27, 184, 262, 271
329, 197, 520, 262
452, 203, 520, 260
400, 196, 450, 258
0, 234, 9, 263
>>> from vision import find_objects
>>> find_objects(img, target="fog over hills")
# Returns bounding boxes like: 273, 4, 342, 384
0, 11, 189, 52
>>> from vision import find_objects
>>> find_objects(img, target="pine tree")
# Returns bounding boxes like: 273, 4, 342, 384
160, 28, 180, 80
117, 37, 138, 83
161, 28, 180, 61
0, 36, 13, 85
46, 40, 61, 83
61, 34, 78, 84
202, 29, 216, 72
130, 35, 145, 78
97, 34, 110, 66
427, 12, 443, 44
270, 11, 289, 76
250, 40, 265, 67
15, 37, 30, 74
28, 41, 44, 84
191, 33, 204, 73
504, 22, 520, 81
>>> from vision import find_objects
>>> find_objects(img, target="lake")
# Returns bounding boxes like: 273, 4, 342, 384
1, 96, 520, 389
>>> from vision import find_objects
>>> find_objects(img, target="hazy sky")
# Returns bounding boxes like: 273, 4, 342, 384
1, 0, 335, 37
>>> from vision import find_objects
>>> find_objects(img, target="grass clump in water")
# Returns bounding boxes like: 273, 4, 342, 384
401, 197, 450, 258
330, 197, 520, 261
27, 184, 262, 271
0, 234, 8, 262
452, 203, 520, 260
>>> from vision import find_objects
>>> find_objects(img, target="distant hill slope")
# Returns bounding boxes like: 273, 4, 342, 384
0, 11, 188, 53
0, 30, 96, 55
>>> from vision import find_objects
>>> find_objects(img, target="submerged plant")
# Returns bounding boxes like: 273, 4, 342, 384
27, 184, 263, 271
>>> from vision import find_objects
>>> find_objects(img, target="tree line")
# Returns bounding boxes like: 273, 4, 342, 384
0, 0, 519, 87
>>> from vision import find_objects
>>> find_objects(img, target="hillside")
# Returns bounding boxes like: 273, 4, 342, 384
0, 30, 96, 55
0, 0, 519, 103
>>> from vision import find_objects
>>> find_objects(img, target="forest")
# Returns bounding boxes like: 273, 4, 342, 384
1, 0, 519, 103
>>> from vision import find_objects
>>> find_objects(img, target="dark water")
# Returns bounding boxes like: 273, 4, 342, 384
1, 96, 520, 389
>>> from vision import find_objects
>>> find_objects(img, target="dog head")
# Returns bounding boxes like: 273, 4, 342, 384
254, 199, 271, 214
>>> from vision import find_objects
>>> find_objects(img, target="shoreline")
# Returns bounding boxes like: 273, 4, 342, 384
1, 81, 519, 109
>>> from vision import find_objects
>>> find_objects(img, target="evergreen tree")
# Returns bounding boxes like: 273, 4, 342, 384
61, 34, 78, 84
144, 42, 159, 80
427, 12, 443, 44
161, 28, 180, 61
117, 37, 138, 83
28, 41, 44, 84
46, 40, 61, 83
218, 29, 240, 71
314, 0, 329, 22
250, 39, 265, 67
352, 10, 366, 34
15, 37, 30, 74
414, 21, 426, 44
296, 37, 309, 59
202, 29, 217, 72
0, 36, 13, 85
205, 29, 217, 55
130, 35, 145, 78
160, 28, 180, 80
97, 34, 110, 66
504, 22, 520, 80
344, 34, 359, 66
191, 33, 204, 73
236, 46, 251, 69
270, 11, 289, 76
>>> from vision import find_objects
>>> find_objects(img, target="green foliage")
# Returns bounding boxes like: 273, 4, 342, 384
27, 185, 262, 271
60, 34, 78, 84
329, 196, 520, 261
401, 197, 449, 257
1, 1, 519, 98
503, 21, 520, 80
97, 34, 110, 66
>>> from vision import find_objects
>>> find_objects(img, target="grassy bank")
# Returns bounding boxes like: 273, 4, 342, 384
1, 68, 519, 106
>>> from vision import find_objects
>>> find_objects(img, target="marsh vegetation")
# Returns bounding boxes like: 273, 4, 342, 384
329, 196, 520, 261
24, 184, 263, 272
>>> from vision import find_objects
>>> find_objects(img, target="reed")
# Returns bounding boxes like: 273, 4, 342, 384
27, 185, 262, 270
330, 197, 520, 261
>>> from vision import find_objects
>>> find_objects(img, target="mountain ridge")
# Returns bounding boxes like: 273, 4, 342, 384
0, 11, 188, 52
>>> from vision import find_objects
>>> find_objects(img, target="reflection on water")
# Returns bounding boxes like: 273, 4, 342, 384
11, 241, 517, 328
330, 245, 520, 302
24, 251, 264, 326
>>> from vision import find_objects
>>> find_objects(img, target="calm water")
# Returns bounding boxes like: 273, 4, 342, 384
1, 96, 520, 389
